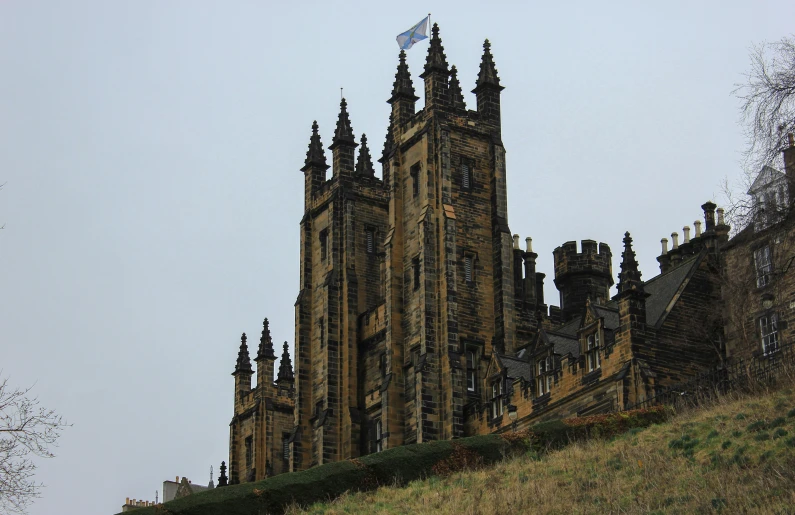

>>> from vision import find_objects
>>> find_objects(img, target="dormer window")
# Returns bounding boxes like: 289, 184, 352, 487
586, 333, 601, 372
536, 357, 553, 396
490, 379, 504, 419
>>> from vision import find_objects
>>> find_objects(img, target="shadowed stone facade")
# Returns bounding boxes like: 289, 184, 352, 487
226, 25, 795, 480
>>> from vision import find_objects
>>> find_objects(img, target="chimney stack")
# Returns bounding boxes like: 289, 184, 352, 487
694, 220, 702, 237
513, 234, 520, 249
671, 232, 679, 249
683, 226, 691, 243
660, 238, 668, 254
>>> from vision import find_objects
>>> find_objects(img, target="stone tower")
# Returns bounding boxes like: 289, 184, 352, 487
553, 240, 613, 322
290, 23, 519, 469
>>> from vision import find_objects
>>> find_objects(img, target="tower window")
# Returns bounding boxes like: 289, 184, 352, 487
464, 256, 474, 283
374, 419, 383, 453
320, 229, 328, 261
366, 229, 375, 254
413, 256, 421, 291
754, 245, 772, 288
466, 350, 477, 392
462, 161, 473, 190
245, 436, 253, 471
319, 317, 325, 348
760, 313, 779, 356
410, 164, 420, 198
282, 433, 290, 461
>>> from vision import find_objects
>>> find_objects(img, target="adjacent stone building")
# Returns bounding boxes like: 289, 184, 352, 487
226, 24, 795, 481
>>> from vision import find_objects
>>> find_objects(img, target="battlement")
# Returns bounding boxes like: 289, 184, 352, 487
553, 240, 613, 323
553, 240, 613, 280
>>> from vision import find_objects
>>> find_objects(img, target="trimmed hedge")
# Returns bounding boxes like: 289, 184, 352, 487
118, 406, 670, 515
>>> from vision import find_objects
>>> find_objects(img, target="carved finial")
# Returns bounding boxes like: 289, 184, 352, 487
355, 134, 375, 176
218, 461, 228, 487
421, 22, 449, 77
473, 38, 503, 93
617, 232, 643, 294
331, 98, 356, 146
256, 318, 275, 360
277, 341, 294, 383
234, 333, 252, 375
389, 50, 419, 103
302, 121, 328, 171
449, 65, 466, 109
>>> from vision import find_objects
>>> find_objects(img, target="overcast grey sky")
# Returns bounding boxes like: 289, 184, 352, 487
1, 1, 793, 513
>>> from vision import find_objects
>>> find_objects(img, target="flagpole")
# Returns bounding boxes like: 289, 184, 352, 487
428, 12, 431, 29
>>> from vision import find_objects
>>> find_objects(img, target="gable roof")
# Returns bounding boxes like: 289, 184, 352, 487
499, 355, 534, 382
593, 305, 620, 330
749, 165, 786, 194
643, 253, 703, 327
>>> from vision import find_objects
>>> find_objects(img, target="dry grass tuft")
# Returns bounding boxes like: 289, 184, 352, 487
288, 383, 795, 514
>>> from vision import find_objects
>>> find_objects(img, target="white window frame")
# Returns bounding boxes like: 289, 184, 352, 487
760, 314, 780, 356
466, 350, 477, 392
375, 420, 383, 452
755, 246, 773, 288
491, 380, 504, 418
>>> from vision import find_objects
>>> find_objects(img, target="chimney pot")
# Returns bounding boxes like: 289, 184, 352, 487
671, 232, 679, 249
525, 237, 533, 253
513, 234, 520, 249
661, 238, 669, 254
683, 226, 691, 243
694, 220, 702, 237
717, 208, 725, 225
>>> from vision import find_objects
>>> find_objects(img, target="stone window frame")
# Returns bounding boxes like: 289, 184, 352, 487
463, 250, 478, 285
365, 226, 376, 255
410, 162, 420, 199
460, 157, 475, 191
319, 317, 325, 349
759, 312, 780, 356
586, 332, 602, 372
244, 435, 253, 472
490, 377, 505, 419
535, 355, 554, 397
320, 228, 329, 262
282, 432, 291, 462
753, 244, 773, 288
465, 347, 478, 394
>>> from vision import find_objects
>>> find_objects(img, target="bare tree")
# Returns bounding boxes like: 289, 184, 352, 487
0, 376, 69, 514
727, 36, 795, 231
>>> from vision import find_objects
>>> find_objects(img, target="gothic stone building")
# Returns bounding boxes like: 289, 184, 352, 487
226, 24, 795, 482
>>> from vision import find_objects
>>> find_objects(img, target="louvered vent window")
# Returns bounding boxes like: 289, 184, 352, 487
464, 256, 473, 283
366, 229, 375, 254
462, 162, 471, 190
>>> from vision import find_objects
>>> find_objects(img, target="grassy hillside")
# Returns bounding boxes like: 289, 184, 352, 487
290, 386, 795, 514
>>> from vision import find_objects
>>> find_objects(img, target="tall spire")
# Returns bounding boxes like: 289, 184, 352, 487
256, 318, 275, 360
355, 134, 375, 177
449, 65, 466, 110
301, 121, 328, 171
277, 341, 294, 382
380, 112, 395, 163
233, 333, 252, 375
472, 39, 504, 93
617, 232, 643, 294
330, 98, 356, 148
420, 23, 449, 78
389, 50, 419, 103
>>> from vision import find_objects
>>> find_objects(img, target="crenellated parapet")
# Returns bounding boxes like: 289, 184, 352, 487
553, 240, 613, 322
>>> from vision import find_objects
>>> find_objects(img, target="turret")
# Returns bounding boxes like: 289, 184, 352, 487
472, 39, 504, 132
329, 98, 358, 179
300, 121, 329, 204
355, 134, 375, 178
388, 50, 419, 126
419, 23, 449, 111
255, 318, 276, 390
276, 341, 294, 392
523, 237, 538, 308
232, 333, 253, 407
449, 65, 466, 111
553, 240, 613, 322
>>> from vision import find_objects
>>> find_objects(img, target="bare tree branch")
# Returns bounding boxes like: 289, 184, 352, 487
0, 376, 70, 514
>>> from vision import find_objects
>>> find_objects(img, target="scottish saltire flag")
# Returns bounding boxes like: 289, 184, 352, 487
396, 16, 429, 50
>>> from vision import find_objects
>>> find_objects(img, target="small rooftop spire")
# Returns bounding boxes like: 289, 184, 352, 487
389, 50, 419, 103
277, 341, 294, 382
473, 39, 504, 93
217, 461, 228, 487
420, 23, 449, 78
449, 65, 466, 110
380, 112, 396, 162
355, 134, 375, 176
233, 333, 252, 375
617, 232, 643, 294
256, 318, 275, 360
330, 97, 356, 147
301, 121, 328, 171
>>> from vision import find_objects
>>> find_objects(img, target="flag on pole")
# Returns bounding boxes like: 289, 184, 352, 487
396, 16, 429, 50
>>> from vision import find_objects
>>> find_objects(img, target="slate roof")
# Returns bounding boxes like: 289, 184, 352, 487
547, 332, 580, 358
643, 254, 702, 327
593, 305, 620, 330
499, 355, 534, 382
